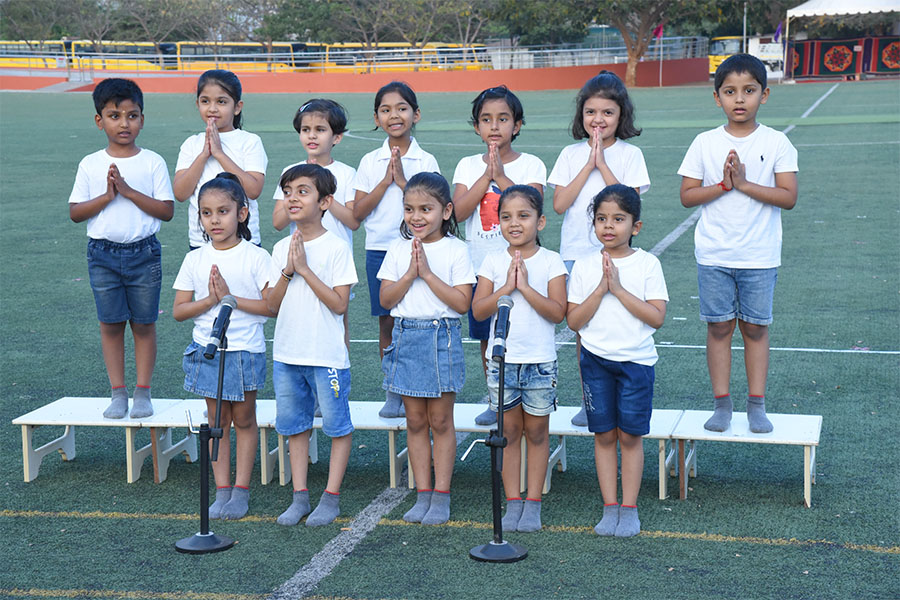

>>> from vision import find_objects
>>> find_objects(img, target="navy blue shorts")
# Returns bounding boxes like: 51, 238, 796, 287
579, 347, 653, 436
87, 235, 161, 324
366, 249, 391, 317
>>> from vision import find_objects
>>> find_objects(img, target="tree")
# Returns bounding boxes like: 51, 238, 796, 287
65, 0, 122, 55
0, 0, 68, 47
118, 0, 204, 65
445, 0, 498, 46
492, 0, 593, 46
590, 0, 674, 87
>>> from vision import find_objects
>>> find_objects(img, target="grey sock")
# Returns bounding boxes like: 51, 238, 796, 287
747, 396, 773, 433
103, 387, 129, 419
421, 490, 450, 525
130, 387, 154, 418
571, 405, 588, 427
594, 504, 619, 536
220, 486, 249, 520
704, 395, 733, 432
403, 490, 432, 523
306, 491, 341, 527
277, 490, 311, 526
209, 487, 232, 520
379, 391, 405, 418
474, 406, 497, 426
502, 499, 523, 531
517, 499, 542, 532
615, 505, 641, 537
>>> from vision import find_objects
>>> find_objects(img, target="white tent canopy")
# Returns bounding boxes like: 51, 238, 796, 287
783, 0, 900, 79
786, 0, 900, 19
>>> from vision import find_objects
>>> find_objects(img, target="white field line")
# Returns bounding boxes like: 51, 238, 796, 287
269, 81, 850, 599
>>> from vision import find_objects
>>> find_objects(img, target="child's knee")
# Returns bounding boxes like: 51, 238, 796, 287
738, 321, 768, 342
708, 320, 736, 339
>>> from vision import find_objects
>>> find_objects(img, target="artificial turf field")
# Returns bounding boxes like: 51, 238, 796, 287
0, 78, 898, 599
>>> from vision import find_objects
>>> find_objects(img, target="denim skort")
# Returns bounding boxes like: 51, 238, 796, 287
467, 280, 492, 340
87, 235, 161, 324
273, 362, 353, 437
382, 318, 465, 398
580, 347, 653, 436
182, 341, 266, 402
487, 360, 558, 416
366, 249, 390, 317
697, 264, 777, 326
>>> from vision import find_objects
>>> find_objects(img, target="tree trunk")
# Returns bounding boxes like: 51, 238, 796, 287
625, 52, 638, 87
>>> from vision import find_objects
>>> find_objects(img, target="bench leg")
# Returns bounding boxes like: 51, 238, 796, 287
259, 426, 279, 485
21, 424, 76, 482
125, 427, 152, 484
678, 440, 687, 500
804, 445, 812, 508
278, 433, 292, 487
389, 431, 407, 489
544, 435, 567, 495
150, 427, 198, 484
658, 440, 667, 500
309, 429, 318, 464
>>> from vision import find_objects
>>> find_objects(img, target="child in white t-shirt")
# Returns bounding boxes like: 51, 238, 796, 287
452, 85, 546, 426
678, 54, 798, 434
472, 185, 567, 533
268, 164, 358, 528
173, 70, 267, 248
567, 185, 668, 539
378, 173, 475, 526
173, 173, 271, 521
549, 70, 650, 427
352, 82, 440, 418
69, 78, 175, 420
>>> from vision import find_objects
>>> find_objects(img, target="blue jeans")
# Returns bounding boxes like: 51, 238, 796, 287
487, 360, 558, 416
87, 235, 161, 324
382, 318, 465, 398
697, 264, 777, 326
273, 362, 353, 437
182, 341, 266, 402
580, 348, 653, 436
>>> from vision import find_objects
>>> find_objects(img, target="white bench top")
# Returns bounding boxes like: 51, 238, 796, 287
451, 403, 684, 439
672, 410, 822, 445
12, 398, 184, 428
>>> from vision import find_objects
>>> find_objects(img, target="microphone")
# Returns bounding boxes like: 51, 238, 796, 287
204, 295, 237, 359
491, 295, 514, 361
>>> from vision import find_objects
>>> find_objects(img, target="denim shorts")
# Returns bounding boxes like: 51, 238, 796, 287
580, 348, 653, 436
467, 280, 492, 340
273, 361, 353, 437
366, 249, 390, 317
697, 265, 777, 326
182, 341, 266, 402
487, 360, 558, 416
87, 235, 161, 324
382, 318, 465, 398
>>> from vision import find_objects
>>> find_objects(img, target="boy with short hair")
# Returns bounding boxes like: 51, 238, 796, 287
69, 78, 175, 419
267, 163, 358, 527
678, 54, 799, 433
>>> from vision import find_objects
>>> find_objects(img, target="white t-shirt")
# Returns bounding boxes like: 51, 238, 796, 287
351, 138, 440, 251
452, 152, 547, 270
175, 128, 268, 247
270, 230, 358, 369
548, 139, 650, 262
69, 148, 174, 243
477, 247, 567, 364
272, 159, 357, 247
377, 236, 476, 319
677, 124, 799, 268
568, 249, 668, 366
173, 240, 271, 352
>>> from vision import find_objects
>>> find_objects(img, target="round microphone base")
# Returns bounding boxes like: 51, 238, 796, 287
175, 531, 235, 554
469, 540, 528, 563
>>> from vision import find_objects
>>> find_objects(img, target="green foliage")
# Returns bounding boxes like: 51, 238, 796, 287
490, 0, 594, 45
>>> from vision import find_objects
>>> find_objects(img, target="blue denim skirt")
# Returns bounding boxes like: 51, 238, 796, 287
382, 318, 465, 398
182, 341, 266, 402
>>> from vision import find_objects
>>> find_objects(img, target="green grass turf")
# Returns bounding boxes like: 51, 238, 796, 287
0, 79, 898, 599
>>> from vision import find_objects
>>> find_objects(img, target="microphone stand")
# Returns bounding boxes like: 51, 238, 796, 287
468, 329, 527, 563
176, 329, 235, 554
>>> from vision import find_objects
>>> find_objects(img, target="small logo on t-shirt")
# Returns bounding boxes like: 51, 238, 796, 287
479, 185, 502, 233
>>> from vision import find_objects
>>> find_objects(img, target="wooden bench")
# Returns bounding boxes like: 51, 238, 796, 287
411, 404, 684, 500
670, 410, 823, 507
12, 397, 407, 488
12, 398, 195, 484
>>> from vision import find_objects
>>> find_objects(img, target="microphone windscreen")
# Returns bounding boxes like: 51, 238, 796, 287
221, 295, 238, 309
